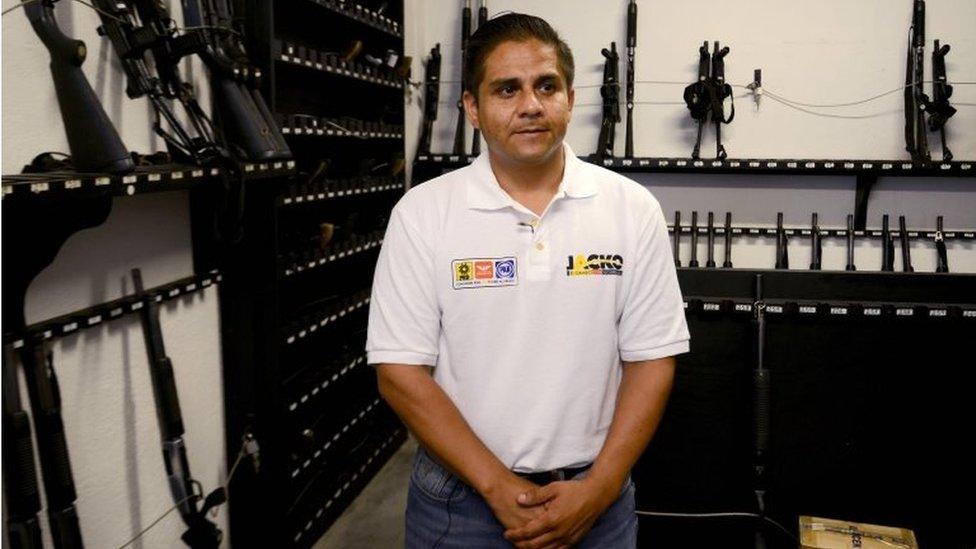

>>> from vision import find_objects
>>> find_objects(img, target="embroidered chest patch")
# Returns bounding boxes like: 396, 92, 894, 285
566, 253, 624, 276
452, 257, 518, 289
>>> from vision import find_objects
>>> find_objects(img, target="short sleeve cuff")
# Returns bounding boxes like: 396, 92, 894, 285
367, 350, 438, 367
620, 340, 690, 362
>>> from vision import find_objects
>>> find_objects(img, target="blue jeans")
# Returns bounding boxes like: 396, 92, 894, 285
405, 446, 637, 548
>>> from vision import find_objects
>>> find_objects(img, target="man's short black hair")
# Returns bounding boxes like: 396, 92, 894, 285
463, 12, 575, 99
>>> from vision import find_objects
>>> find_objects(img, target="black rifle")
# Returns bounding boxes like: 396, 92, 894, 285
928, 40, 956, 161
723, 212, 733, 268
684, 41, 733, 159
899, 216, 913, 273
881, 215, 895, 271
23, 0, 133, 174
452, 0, 472, 156
685, 41, 710, 159
94, 0, 223, 165
775, 213, 789, 269
416, 44, 442, 159
180, 0, 291, 161
595, 42, 621, 159
624, 0, 637, 158
20, 339, 84, 548
709, 41, 733, 160
132, 269, 225, 548
809, 213, 822, 270
672, 211, 681, 267
471, 0, 487, 156
706, 212, 716, 268
689, 211, 700, 268
3, 346, 45, 549
752, 274, 770, 549
904, 0, 930, 163
845, 214, 856, 271
935, 216, 949, 273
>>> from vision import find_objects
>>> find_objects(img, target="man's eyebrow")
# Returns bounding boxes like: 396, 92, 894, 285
486, 73, 562, 89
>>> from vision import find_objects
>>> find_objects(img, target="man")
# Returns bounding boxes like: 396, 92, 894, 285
366, 12, 689, 549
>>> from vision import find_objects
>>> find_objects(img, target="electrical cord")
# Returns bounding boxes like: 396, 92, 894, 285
635, 509, 798, 544
115, 436, 255, 549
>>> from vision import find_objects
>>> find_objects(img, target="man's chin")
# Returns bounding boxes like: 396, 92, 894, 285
503, 141, 560, 164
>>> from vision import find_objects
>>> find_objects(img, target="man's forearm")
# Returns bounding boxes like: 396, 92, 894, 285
586, 357, 676, 497
376, 364, 511, 495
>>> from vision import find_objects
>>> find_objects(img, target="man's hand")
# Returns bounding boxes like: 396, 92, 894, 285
481, 474, 551, 533
502, 476, 619, 549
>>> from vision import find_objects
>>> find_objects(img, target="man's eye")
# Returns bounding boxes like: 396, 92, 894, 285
539, 83, 556, 93
499, 86, 517, 96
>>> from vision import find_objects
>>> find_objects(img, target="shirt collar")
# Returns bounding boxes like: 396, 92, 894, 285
465, 142, 599, 210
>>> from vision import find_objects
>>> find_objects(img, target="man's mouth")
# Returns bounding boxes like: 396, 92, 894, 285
514, 127, 549, 135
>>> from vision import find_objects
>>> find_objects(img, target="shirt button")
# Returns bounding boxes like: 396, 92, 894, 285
535, 242, 545, 251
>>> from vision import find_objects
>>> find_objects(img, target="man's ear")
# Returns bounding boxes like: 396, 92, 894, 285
567, 86, 575, 113
462, 90, 480, 130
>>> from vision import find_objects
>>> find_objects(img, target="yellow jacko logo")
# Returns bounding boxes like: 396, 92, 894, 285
566, 253, 623, 276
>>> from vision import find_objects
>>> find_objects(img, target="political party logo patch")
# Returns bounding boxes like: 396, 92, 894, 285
566, 253, 624, 276
453, 257, 518, 289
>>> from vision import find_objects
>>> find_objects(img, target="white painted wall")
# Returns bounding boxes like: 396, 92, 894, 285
3, 0, 228, 547
403, 0, 976, 273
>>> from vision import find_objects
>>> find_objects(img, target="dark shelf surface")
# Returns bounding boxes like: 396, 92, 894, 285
3, 270, 222, 346
414, 154, 976, 178
298, 0, 402, 38
2, 161, 297, 203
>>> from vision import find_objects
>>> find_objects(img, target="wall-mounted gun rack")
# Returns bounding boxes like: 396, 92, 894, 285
222, 0, 408, 546
412, 154, 975, 229
637, 268, 976, 548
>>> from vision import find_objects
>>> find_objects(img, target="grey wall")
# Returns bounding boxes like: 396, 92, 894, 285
2, 1, 227, 547
403, 0, 976, 272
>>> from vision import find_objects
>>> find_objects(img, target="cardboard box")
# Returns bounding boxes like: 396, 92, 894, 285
799, 516, 918, 549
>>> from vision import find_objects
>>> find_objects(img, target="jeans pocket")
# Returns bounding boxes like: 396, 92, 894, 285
410, 447, 468, 503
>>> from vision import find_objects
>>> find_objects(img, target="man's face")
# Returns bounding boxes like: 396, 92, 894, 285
463, 39, 574, 166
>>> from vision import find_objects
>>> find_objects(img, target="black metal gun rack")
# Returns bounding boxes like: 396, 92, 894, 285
1, 160, 291, 548
221, 0, 408, 546
413, 154, 974, 230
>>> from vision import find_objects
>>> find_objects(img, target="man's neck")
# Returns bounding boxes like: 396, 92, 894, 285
487, 146, 566, 216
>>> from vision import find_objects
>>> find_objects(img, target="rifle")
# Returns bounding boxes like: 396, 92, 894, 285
899, 216, 913, 273
471, 0, 487, 156
624, 0, 637, 158
452, 0, 472, 156
928, 40, 956, 161
416, 44, 442, 159
723, 212, 733, 268
180, 0, 291, 161
22, 0, 133, 174
904, 0, 930, 163
709, 41, 733, 160
93, 0, 223, 165
3, 346, 45, 549
689, 211, 699, 268
672, 211, 681, 267
775, 212, 789, 269
19, 339, 85, 548
845, 214, 856, 271
809, 213, 822, 270
132, 269, 226, 548
595, 42, 621, 159
935, 216, 949, 273
685, 41, 710, 159
706, 211, 716, 268
881, 214, 895, 272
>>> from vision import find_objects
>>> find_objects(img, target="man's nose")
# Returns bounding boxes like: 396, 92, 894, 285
518, 89, 543, 117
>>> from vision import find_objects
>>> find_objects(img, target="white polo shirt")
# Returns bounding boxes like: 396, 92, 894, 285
367, 143, 689, 473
